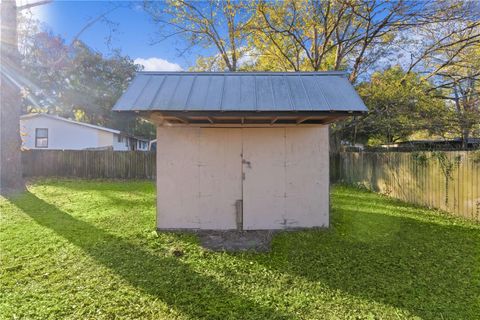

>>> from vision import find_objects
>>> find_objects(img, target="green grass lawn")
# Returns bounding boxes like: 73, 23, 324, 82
1, 180, 479, 319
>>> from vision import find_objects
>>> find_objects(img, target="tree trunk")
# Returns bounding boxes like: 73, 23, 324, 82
462, 128, 469, 149
0, 0, 25, 195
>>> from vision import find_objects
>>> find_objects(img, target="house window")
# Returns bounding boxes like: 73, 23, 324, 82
35, 128, 48, 148
117, 135, 123, 143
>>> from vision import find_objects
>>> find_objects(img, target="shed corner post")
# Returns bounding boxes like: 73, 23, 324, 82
327, 124, 331, 228
155, 125, 161, 231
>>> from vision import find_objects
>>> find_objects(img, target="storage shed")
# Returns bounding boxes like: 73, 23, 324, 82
114, 72, 367, 230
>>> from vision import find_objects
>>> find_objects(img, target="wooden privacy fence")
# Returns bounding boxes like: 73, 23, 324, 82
332, 151, 480, 222
22, 150, 156, 180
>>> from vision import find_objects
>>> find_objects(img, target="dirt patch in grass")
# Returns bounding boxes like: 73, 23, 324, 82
193, 230, 276, 252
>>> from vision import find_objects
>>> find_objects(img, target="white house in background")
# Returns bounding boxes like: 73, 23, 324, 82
20, 113, 149, 151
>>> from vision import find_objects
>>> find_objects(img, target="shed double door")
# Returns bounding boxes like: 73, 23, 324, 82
156, 127, 328, 230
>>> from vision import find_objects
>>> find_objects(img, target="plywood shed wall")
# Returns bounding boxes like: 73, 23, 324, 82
156, 126, 329, 230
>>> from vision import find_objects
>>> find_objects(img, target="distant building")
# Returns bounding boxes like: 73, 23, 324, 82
20, 113, 149, 151
340, 140, 365, 151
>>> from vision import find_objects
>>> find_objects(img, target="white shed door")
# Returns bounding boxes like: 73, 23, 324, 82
156, 127, 242, 229
197, 128, 243, 229
242, 128, 287, 229
242, 127, 329, 230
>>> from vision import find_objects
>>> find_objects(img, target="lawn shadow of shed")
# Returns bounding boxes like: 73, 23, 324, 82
9, 192, 289, 319
236, 190, 480, 319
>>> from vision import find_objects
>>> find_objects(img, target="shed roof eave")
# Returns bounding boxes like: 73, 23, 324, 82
137, 110, 359, 126
133, 110, 366, 117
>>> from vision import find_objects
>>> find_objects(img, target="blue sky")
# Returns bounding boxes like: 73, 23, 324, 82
30, 0, 206, 70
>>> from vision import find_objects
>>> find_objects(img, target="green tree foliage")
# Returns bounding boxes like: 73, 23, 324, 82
21, 31, 75, 114
350, 66, 450, 145
61, 42, 138, 130
19, 30, 155, 139
430, 44, 480, 147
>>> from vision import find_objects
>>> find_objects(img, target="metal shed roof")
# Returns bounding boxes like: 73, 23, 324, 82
113, 72, 367, 113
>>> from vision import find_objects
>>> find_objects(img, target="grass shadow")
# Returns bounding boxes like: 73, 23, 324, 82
9, 191, 289, 319
237, 189, 480, 319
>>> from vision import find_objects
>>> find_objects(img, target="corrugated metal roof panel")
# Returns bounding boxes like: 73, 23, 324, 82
301, 76, 328, 111
204, 75, 224, 110
113, 72, 367, 113
114, 74, 149, 111
270, 76, 293, 111
171, 75, 195, 109
222, 75, 241, 110
134, 75, 164, 110
239, 75, 256, 110
186, 74, 209, 110
151, 74, 179, 108
255, 76, 274, 110
286, 76, 311, 110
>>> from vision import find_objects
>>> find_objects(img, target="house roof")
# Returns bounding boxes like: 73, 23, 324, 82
113, 72, 367, 113
21, 113, 122, 134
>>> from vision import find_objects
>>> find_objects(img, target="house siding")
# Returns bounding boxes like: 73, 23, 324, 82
21, 116, 111, 150
97, 130, 114, 149
112, 134, 129, 151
